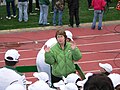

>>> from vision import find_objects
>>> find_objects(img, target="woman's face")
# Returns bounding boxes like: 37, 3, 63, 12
57, 35, 65, 45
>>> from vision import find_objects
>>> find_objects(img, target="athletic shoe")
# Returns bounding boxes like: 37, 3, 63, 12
6, 16, 11, 20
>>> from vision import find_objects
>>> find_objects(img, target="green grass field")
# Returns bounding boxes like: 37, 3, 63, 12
0, 0, 119, 30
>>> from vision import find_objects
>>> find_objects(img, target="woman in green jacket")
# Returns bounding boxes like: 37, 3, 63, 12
44, 30, 82, 84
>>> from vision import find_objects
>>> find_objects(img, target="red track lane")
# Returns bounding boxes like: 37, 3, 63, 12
0, 24, 120, 82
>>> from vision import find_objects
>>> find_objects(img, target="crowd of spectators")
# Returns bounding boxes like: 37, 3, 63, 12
0, 0, 119, 29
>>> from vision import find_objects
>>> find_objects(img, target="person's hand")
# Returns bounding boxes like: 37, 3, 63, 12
70, 41, 76, 50
44, 45, 50, 52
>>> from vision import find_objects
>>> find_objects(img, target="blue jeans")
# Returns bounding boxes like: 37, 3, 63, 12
53, 8, 63, 25
39, 4, 49, 25
92, 10, 104, 28
6, 0, 16, 17
18, 1, 28, 22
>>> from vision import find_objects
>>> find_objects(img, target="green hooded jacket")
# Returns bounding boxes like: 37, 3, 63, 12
45, 42, 82, 77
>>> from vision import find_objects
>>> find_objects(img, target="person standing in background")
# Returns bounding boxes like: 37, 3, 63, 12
38, 0, 50, 26
5, 0, 17, 19
18, 0, 28, 22
50, 0, 55, 13
35, 0, 39, 10
0, 0, 3, 19
91, 0, 106, 30
44, 30, 82, 85
53, 0, 65, 26
67, 0, 80, 27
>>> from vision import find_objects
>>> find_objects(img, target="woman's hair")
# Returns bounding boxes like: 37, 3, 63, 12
55, 30, 67, 40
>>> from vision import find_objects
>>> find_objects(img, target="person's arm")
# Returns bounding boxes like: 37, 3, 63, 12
44, 45, 56, 65
72, 47, 82, 61
70, 41, 82, 61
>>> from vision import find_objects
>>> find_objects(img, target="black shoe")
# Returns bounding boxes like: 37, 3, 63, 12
39, 23, 43, 26
91, 26, 95, 30
68, 24, 73, 27
76, 25, 80, 27
98, 27, 102, 30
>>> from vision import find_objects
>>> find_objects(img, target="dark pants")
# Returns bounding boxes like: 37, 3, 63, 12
69, 7, 80, 26
51, 0, 55, 11
51, 73, 62, 85
106, 0, 111, 7
6, 0, 16, 17
87, 0, 92, 8
35, 0, 39, 8
28, 0, 32, 13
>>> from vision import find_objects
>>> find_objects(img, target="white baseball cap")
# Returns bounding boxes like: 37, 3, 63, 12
66, 73, 80, 84
108, 73, 120, 88
33, 72, 49, 82
99, 63, 112, 73
5, 49, 20, 62
5, 84, 25, 90
28, 80, 55, 90
60, 83, 78, 90
65, 30, 73, 41
53, 80, 65, 88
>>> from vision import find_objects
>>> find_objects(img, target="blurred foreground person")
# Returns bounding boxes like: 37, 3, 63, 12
0, 49, 27, 90
5, 83, 26, 90
28, 72, 55, 90
83, 74, 114, 90
108, 73, 120, 90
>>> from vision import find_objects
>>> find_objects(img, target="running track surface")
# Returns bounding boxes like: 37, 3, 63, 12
0, 24, 120, 83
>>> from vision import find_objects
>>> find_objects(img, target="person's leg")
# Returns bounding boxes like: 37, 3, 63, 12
6, 2, 11, 17
35, 0, 39, 10
87, 0, 92, 8
51, 0, 55, 12
11, 0, 16, 16
39, 5, 43, 24
91, 10, 98, 29
43, 4, 49, 25
18, 2, 22, 22
53, 8, 57, 26
69, 8, 74, 27
74, 8, 80, 27
28, 0, 32, 13
58, 10, 63, 26
98, 10, 104, 30
23, 1, 28, 22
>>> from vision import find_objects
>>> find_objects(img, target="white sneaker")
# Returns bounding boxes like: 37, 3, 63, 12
6, 16, 11, 19
11, 15, 17, 18
35, 8, 39, 11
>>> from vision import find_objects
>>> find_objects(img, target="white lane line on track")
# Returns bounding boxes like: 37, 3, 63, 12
84, 68, 120, 73
82, 48, 120, 54
74, 33, 120, 39
78, 40, 120, 46
0, 57, 120, 64
0, 40, 120, 54
74, 57, 120, 64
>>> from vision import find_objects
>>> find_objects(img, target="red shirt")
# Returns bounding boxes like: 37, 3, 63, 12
92, 0, 106, 10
